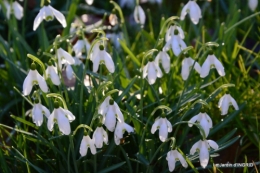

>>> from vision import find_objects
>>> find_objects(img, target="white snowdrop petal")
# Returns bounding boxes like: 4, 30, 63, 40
181, 58, 190, 80
23, 70, 34, 96
134, 5, 146, 25
49, 5, 67, 27
230, 96, 239, 110
79, 136, 88, 156
57, 109, 71, 135
147, 63, 157, 85
189, 1, 201, 24
32, 104, 43, 126
159, 122, 168, 142
12, 2, 23, 20
200, 57, 211, 78
47, 111, 55, 132
188, 115, 198, 127
41, 105, 50, 118
249, 0, 258, 11
213, 57, 225, 76
36, 72, 48, 93
151, 118, 160, 134
177, 151, 188, 168
180, 1, 190, 20
207, 140, 219, 150
103, 51, 115, 73
190, 140, 201, 155
49, 66, 61, 85
105, 106, 116, 132
33, 8, 44, 31
199, 141, 209, 168
66, 65, 74, 80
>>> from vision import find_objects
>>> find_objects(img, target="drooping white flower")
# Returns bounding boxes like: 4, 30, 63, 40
23, 63, 48, 96
180, 0, 202, 25
90, 44, 115, 73
47, 103, 75, 135
98, 96, 125, 132
32, 100, 50, 126
143, 59, 163, 85
57, 48, 75, 70
85, 0, 94, 5
134, 5, 146, 25
114, 122, 134, 145
188, 112, 212, 137
73, 39, 91, 58
80, 135, 97, 156
165, 25, 185, 41
248, 0, 258, 11
163, 29, 187, 56
200, 52, 225, 78
190, 139, 219, 168
46, 63, 60, 85
33, 5, 67, 31
155, 51, 171, 73
166, 150, 188, 172
181, 55, 201, 80
151, 117, 172, 142
4, 1, 23, 20
218, 94, 239, 115
93, 126, 108, 148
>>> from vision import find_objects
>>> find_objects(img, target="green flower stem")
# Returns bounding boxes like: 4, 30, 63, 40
110, 1, 130, 47
177, 148, 199, 173
27, 54, 46, 78
69, 135, 79, 173
46, 93, 68, 109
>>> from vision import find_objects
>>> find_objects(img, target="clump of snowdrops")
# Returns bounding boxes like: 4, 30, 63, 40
2, 0, 258, 172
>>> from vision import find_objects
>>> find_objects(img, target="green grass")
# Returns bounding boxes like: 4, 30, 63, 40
0, 0, 259, 172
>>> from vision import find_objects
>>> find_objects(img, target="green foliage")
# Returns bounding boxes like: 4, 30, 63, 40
0, 0, 259, 172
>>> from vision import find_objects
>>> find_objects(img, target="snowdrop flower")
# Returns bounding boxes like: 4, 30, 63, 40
32, 99, 50, 126
23, 63, 48, 96
200, 51, 225, 78
57, 48, 75, 70
166, 150, 188, 172
46, 62, 60, 85
98, 96, 125, 132
218, 94, 239, 115
47, 102, 75, 135
248, 0, 258, 11
165, 25, 185, 42
155, 51, 171, 73
180, 0, 202, 25
93, 126, 108, 148
188, 112, 212, 137
181, 54, 201, 80
143, 59, 163, 85
134, 5, 146, 25
80, 135, 96, 156
151, 116, 172, 142
33, 5, 67, 31
90, 44, 115, 73
4, 1, 23, 20
114, 122, 134, 145
73, 39, 91, 58
85, 0, 94, 5
190, 139, 218, 168
163, 29, 187, 56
